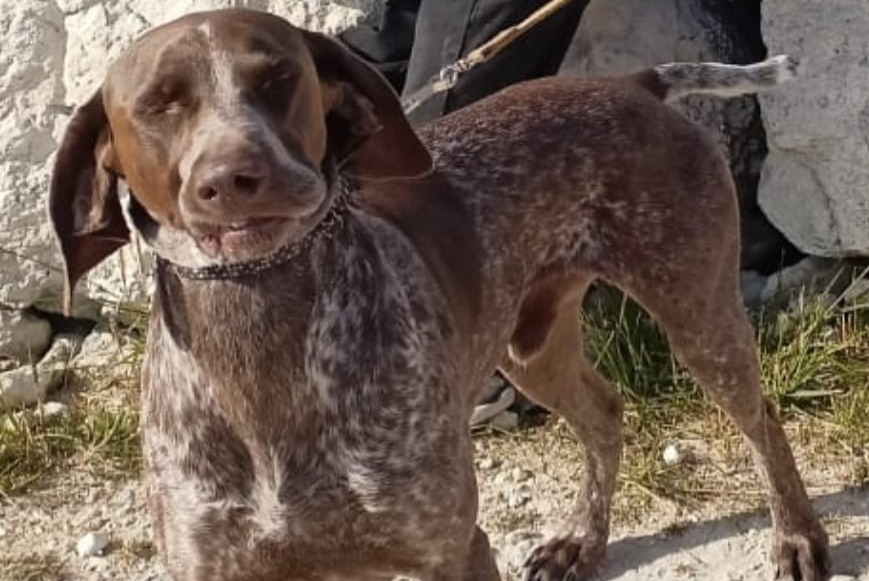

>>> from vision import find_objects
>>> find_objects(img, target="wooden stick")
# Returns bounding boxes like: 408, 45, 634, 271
401, 0, 577, 113
464, 0, 576, 65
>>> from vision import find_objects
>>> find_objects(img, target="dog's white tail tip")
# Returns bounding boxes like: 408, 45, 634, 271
766, 54, 800, 83
653, 53, 801, 102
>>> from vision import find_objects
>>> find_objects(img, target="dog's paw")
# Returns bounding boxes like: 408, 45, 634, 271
772, 527, 831, 581
523, 536, 605, 581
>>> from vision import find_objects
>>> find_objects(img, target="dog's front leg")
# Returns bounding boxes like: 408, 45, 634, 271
422, 526, 501, 581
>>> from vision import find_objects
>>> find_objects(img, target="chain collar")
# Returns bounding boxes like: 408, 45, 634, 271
158, 175, 355, 281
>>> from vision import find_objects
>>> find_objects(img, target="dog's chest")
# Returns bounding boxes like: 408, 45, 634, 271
142, 229, 470, 577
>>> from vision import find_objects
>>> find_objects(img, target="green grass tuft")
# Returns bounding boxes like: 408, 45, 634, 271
584, 270, 869, 416
581, 268, 869, 499
0, 403, 140, 497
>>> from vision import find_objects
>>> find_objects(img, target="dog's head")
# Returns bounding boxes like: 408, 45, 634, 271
49, 8, 432, 313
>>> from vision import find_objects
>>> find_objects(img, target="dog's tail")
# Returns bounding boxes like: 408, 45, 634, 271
632, 54, 799, 102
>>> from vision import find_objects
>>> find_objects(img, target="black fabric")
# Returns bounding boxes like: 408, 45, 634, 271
338, 0, 421, 91
403, 0, 588, 125
339, 0, 589, 126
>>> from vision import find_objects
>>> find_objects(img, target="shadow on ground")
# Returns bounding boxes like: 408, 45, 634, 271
600, 487, 869, 579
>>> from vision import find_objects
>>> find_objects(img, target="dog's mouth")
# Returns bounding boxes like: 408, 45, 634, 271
174, 177, 343, 265
192, 217, 294, 258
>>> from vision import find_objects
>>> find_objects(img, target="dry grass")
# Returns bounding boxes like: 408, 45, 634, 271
0, 305, 147, 498
579, 266, 869, 520
0, 554, 66, 581
0, 402, 141, 497
0, 267, 867, 515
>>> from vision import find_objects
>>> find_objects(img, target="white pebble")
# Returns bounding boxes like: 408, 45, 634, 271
512, 468, 533, 483
41, 402, 68, 418
508, 488, 532, 508
662, 444, 682, 465
477, 457, 497, 470
76, 531, 110, 557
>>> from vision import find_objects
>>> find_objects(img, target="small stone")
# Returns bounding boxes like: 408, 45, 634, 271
0, 366, 59, 407
74, 331, 120, 370
85, 556, 108, 571
740, 270, 767, 307
507, 487, 532, 508
40, 335, 79, 367
512, 468, 533, 483
0, 308, 52, 364
76, 531, 110, 557
501, 529, 543, 571
662, 443, 682, 465
40, 401, 69, 418
842, 279, 869, 303
491, 411, 519, 431
0, 335, 77, 407
87, 487, 101, 504
829, 576, 856, 581
760, 257, 837, 303
504, 529, 541, 544
477, 457, 498, 470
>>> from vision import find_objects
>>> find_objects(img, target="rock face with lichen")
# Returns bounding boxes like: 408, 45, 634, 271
758, 0, 869, 258
1, 0, 868, 317
0, 0, 380, 312
557, 0, 789, 272
559, 0, 869, 263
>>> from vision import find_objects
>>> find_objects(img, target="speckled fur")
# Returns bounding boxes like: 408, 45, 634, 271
49, 9, 829, 581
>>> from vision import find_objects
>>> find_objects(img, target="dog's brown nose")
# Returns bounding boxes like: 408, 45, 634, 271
195, 160, 268, 202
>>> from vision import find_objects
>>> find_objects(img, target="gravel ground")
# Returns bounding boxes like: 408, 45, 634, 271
2, 415, 867, 581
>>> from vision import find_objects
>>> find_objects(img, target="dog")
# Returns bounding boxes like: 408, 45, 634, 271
48, 9, 830, 581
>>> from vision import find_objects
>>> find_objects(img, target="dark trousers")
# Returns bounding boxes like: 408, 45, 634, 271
340, 0, 588, 126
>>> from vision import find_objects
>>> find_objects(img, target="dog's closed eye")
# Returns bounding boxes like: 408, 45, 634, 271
137, 77, 195, 117
254, 72, 300, 110
236, 56, 300, 106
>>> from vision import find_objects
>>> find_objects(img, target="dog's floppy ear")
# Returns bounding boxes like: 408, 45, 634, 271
301, 30, 433, 181
49, 89, 130, 315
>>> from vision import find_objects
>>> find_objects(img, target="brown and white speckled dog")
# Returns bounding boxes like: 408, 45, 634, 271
48, 9, 830, 581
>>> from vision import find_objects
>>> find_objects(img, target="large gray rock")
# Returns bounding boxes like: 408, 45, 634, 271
758, 0, 869, 258
0, 1, 67, 308
558, 0, 792, 271
0, 0, 380, 311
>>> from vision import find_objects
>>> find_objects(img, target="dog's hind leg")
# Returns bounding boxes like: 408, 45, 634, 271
503, 287, 624, 581
610, 230, 831, 580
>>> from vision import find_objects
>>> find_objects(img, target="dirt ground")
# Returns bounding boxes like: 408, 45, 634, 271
2, 414, 867, 581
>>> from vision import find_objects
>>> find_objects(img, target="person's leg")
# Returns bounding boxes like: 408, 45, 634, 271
345, 0, 591, 425
403, 0, 590, 422
403, 0, 589, 125
338, 0, 422, 92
